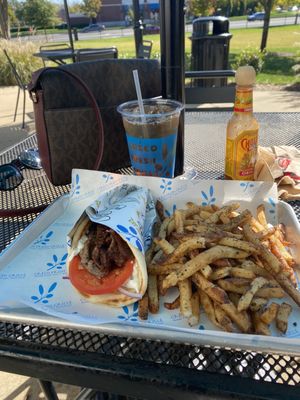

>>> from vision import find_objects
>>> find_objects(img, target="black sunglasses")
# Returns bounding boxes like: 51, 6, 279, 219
0, 148, 42, 191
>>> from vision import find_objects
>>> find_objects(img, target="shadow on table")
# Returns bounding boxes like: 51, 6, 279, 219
0, 122, 35, 153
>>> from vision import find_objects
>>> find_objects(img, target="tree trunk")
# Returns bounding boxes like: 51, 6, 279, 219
260, 1, 272, 51
0, 0, 10, 39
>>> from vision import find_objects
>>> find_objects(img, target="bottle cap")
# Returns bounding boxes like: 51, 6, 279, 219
235, 66, 256, 86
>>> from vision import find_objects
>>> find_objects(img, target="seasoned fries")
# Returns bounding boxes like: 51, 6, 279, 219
276, 302, 292, 333
260, 303, 279, 325
179, 279, 193, 318
148, 275, 159, 314
188, 292, 200, 326
138, 199, 298, 337
164, 295, 180, 310
237, 277, 268, 312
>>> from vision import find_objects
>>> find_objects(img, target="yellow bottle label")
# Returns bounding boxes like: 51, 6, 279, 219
225, 130, 258, 180
234, 87, 253, 113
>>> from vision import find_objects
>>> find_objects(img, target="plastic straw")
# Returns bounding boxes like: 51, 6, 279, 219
132, 69, 146, 123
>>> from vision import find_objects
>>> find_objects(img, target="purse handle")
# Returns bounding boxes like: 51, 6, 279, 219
28, 66, 104, 170
0, 67, 104, 218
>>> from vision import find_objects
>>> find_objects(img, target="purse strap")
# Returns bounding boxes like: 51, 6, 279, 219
28, 66, 104, 171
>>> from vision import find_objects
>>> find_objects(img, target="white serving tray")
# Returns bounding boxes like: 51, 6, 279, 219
0, 201, 300, 356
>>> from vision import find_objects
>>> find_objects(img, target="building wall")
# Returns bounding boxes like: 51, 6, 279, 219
98, 0, 123, 22
98, 0, 160, 22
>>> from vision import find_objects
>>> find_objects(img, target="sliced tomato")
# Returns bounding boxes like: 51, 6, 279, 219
69, 255, 134, 295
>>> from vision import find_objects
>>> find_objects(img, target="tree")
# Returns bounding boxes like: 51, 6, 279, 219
259, 0, 274, 50
81, 0, 102, 24
21, 0, 58, 29
0, 0, 10, 38
187, 0, 213, 16
68, 2, 82, 14
8, 2, 19, 26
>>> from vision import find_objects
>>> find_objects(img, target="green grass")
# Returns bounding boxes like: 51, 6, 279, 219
72, 25, 300, 56
229, 25, 300, 54
68, 25, 300, 85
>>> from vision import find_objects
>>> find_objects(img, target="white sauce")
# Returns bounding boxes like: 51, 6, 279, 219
68, 234, 88, 262
122, 260, 139, 292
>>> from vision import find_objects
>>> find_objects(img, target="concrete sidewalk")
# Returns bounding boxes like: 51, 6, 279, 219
0, 85, 299, 400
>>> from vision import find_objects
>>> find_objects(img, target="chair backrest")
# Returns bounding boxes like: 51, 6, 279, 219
138, 40, 153, 59
40, 43, 71, 52
3, 49, 25, 89
76, 47, 118, 63
185, 69, 236, 111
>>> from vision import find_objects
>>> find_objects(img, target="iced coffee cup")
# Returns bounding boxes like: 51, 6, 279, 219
117, 98, 183, 178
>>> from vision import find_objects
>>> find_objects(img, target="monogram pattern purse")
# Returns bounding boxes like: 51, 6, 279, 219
28, 59, 161, 186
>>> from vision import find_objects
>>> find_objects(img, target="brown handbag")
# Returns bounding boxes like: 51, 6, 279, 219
28, 59, 161, 186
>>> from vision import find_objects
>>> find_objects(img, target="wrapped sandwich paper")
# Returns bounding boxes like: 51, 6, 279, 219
0, 168, 299, 339
66, 184, 156, 306
254, 146, 300, 201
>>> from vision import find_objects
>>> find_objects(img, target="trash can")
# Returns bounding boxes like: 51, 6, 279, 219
190, 16, 232, 87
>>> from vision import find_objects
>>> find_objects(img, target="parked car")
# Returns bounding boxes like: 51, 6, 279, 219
143, 24, 160, 34
56, 23, 68, 29
79, 24, 105, 33
247, 12, 265, 21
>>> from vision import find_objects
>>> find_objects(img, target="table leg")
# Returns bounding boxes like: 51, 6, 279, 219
38, 379, 59, 400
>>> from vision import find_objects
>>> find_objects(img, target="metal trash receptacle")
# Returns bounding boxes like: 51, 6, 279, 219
190, 16, 232, 87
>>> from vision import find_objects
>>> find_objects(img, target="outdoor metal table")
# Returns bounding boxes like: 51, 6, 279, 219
33, 49, 76, 65
1, 112, 300, 400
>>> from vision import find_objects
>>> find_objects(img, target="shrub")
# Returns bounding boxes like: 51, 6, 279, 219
0, 39, 44, 86
233, 48, 266, 74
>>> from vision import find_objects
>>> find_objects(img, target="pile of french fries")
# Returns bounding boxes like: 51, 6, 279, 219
138, 201, 298, 335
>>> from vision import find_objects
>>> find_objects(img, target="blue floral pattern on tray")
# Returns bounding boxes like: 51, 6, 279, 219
160, 179, 172, 194
240, 182, 255, 192
117, 302, 138, 322
200, 185, 216, 206
34, 231, 53, 246
31, 282, 57, 304
165, 204, 176, 217
268, 197, 276, 214
70, 174, 80, 197
46, 253, 68, 271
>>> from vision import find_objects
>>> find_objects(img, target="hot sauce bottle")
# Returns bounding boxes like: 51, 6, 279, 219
225, 66, 259, 180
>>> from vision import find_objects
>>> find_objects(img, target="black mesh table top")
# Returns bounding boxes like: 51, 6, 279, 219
0, 112, 300, 399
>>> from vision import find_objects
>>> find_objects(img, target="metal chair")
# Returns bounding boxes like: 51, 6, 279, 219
137, 40, 153, 59
76, 47, 118, 62
185, 69, 236, 111
39, 43, 72, 65
3, 49, 27, 129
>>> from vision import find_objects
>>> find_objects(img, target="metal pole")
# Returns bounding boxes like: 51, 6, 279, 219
132, 0, 143, 57
63, 0, 74, 52
38, 380, 59, 400
160, 0, 185, 176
